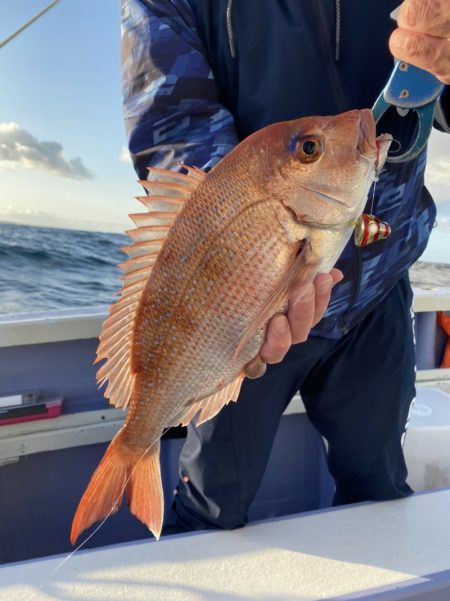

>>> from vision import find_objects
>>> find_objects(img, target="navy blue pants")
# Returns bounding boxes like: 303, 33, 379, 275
169, 276, 416, 531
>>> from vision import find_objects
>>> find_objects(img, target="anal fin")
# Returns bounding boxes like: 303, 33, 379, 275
176, 373, 245, 427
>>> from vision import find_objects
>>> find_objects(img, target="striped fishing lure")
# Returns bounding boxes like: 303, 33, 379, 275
354, 213, 391, 247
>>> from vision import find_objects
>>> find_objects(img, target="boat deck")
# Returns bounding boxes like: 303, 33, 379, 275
2, 489, 450, 601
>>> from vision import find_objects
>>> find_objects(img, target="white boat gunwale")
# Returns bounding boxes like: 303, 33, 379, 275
0, 287, 449, 348
0, 289, 449, 464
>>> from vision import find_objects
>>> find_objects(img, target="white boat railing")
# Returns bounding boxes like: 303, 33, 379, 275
0, 288, 449, 348
0, 289, 449, 464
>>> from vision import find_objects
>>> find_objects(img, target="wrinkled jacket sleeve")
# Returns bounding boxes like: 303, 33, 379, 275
121, 0, 239, 180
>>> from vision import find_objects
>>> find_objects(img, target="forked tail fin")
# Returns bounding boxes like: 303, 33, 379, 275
70, 432, 163, 545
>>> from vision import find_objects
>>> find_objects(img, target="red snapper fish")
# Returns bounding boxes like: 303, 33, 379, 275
71, 109, 391, 544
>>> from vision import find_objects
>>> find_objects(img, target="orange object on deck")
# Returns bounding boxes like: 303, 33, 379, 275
437, 312, 450, 368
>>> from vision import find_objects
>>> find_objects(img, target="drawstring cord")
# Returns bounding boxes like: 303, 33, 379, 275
226, 0, 236, 57
335, 0, 341, 61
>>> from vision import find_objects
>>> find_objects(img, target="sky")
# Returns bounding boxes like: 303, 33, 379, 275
0, 0, 136, 233
0, 0, 449, 263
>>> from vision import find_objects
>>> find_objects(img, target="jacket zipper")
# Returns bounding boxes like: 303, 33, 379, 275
314, 0, 363, 335
313, 1, 347, 112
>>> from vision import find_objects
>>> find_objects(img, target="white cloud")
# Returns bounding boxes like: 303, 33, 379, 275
0, 122, 94, 180
437, 215, 450, 233
425, 129, 450, 204
426, 157, 450, 186
0, 205, 124, 233
119, 146, 132, 163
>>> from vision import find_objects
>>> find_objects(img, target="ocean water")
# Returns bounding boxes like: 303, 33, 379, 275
0, 221, 449, 317
0, 222, 127, 315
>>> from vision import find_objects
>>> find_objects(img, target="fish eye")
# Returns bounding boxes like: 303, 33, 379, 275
302, 140, 317, 155
294, 135, 324, 163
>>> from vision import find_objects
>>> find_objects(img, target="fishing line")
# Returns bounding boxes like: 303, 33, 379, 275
388, 139, 402, 155
29, 423, 176, 601
369, 140, 382, 215
0, 0, 62, 50
369, 180, 377, 216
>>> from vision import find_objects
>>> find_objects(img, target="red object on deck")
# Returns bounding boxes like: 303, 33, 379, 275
0, 399, 63, 426
438, 312, 450, 369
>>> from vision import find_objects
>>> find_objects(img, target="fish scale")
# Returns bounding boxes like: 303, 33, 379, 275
164, 202, 295, 392
70, 109, 392, 544
130, 199, 295, 425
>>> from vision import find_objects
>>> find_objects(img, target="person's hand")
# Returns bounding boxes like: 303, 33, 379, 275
260, 269, 343, 364
389, 0, 450, 84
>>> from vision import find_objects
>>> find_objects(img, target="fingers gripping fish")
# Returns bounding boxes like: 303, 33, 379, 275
70, 109, 391, 544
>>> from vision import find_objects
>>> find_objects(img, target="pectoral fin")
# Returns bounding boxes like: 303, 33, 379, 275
243, 355, 267, 379
233, 241, 320, 361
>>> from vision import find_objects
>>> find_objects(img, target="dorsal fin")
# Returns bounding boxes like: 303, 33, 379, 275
96, 166, 205, 410
179, 164, 208, 182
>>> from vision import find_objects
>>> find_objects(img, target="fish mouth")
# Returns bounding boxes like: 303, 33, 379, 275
374, 132, 393, 167
301, 186, 349, 209
357, 109, 377, 155
357, 109, 392, 166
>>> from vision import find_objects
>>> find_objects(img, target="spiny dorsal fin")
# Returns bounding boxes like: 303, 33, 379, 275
179, 164, 207, 182
96, 166, 206, 410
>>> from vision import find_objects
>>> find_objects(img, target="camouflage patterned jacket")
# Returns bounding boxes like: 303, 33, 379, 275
120, 0, 450, 339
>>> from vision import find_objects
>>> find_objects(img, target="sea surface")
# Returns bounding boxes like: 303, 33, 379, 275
0, 221, 449, 317
0, 222, 126, 315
